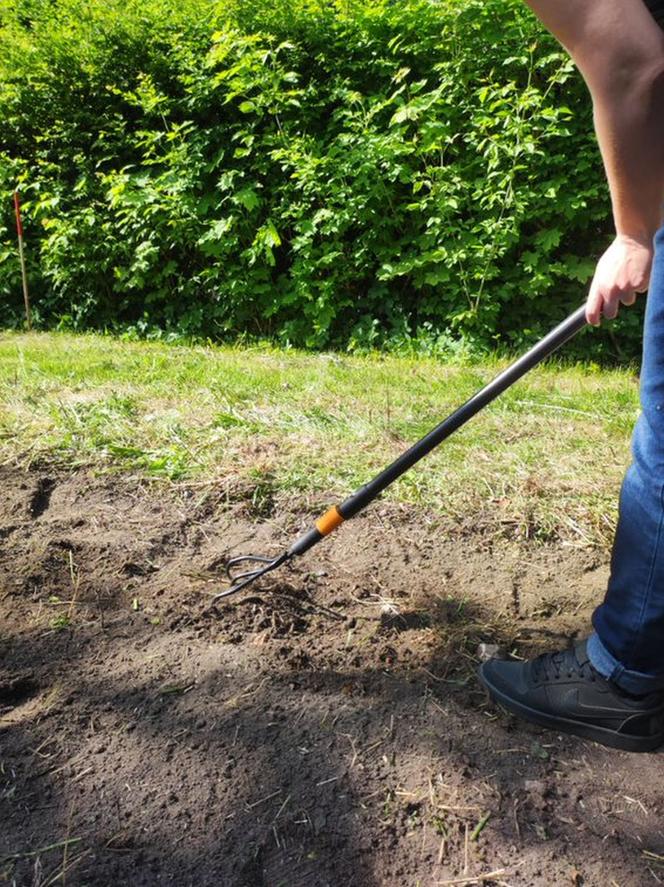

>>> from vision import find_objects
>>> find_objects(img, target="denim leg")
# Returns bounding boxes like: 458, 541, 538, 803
589, 225, 664, 695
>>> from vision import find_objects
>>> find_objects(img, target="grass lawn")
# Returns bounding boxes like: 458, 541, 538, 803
0, 329, 640, 548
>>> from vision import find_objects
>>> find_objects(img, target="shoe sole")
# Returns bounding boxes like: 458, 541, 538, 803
478, 664, 664, 753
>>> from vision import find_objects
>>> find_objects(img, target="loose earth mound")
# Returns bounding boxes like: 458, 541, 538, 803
1, 467, 663, 886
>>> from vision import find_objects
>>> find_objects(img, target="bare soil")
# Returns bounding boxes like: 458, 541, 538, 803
2, 466, 664, 886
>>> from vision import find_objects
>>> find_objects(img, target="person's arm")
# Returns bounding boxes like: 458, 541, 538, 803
525, 0, 664, 323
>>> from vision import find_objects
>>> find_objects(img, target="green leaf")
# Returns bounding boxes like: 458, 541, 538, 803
234, 187, 261, 212
265, 220, 281, 247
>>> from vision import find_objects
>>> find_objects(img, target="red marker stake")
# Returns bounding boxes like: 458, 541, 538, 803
13, 191, 31, 331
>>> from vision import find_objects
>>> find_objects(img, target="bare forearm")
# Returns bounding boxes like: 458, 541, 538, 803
526, 0, 664, 241
590, 62, 664, 241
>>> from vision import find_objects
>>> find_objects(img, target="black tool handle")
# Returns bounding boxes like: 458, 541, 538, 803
337, 305, 588, 519
286, 304, 588, 559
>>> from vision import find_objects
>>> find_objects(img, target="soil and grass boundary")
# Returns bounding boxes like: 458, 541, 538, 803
3, 331, 663, 887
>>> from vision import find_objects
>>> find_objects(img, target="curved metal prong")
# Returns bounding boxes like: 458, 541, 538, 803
225, 554, 276, 583
210, 551, 290, 603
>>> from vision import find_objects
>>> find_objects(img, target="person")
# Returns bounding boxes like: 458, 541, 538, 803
479, 0, 664, 752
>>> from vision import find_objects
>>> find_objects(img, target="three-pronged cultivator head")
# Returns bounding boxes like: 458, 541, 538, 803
210, 552, 291, 602
209, 513, 340, 602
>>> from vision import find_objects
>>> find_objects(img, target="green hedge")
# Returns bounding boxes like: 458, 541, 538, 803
0, 0, 643, 356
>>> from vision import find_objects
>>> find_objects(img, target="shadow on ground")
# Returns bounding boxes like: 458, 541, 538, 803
2, 467, 663, 886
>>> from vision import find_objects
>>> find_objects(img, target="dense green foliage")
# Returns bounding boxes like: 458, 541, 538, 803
0, 0, 642, 355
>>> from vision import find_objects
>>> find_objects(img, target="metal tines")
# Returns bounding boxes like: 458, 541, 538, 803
210, 551, 290, 603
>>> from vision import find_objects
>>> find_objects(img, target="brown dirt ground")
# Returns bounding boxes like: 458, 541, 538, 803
2, 466, 664, 887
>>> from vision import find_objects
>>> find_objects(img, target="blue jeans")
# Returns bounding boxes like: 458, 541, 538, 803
588, 225, 664, 695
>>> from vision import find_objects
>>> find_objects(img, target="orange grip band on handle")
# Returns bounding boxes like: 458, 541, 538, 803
315, 506, 344, 536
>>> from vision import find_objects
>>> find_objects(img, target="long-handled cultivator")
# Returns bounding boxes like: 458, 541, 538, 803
214, 306, 588, 602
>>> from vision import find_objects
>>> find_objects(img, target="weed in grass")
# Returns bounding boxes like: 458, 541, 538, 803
431, 814, 448, 836
213, 410, 255, 431
49, 614, 71, 630
248, 470, 277, 518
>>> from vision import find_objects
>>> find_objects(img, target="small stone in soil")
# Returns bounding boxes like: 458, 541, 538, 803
477, 642, 504, 662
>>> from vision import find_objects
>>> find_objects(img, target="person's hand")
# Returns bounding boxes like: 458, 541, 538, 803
585, 234, 653, 325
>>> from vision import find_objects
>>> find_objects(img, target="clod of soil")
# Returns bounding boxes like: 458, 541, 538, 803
1, 466, 663, 886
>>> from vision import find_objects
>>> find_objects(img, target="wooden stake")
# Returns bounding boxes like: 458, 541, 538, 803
13, 191, 31, 331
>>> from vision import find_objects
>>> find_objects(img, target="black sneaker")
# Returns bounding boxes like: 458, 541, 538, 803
478, 640, 664, 752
